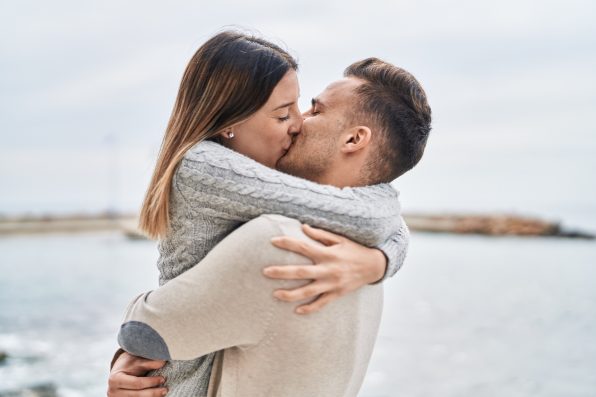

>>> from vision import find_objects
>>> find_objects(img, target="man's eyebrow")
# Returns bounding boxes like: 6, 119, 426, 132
272, 101, 295, 111
311, 98, 325, 109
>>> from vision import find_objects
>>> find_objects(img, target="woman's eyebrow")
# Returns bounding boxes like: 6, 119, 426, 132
272, 101, 295, 111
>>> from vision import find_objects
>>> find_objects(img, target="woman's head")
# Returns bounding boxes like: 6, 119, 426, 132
222, 68, 301, 168
173, 31, 300, 145
140, 30, 300, 239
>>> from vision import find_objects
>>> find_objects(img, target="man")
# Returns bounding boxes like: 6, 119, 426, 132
108, 57, 431, 396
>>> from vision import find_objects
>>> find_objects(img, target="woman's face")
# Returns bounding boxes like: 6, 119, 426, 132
222, 70, 302, 168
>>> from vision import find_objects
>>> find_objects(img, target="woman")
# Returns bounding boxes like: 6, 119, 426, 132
120, 30, 408, 396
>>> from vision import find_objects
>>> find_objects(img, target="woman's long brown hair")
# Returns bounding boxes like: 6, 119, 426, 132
139, 31, 297, 239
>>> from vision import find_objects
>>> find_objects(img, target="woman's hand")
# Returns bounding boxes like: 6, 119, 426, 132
107, 351, 167, 397
263, 224, 388, 315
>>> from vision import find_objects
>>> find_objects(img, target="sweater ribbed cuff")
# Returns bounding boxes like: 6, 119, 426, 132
375, 222, 410, 282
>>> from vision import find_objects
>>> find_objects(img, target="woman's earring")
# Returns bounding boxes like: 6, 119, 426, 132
227, 131, 235, 139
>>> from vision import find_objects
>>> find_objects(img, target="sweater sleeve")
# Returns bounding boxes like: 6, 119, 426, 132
174, 141, 404, 250
376, 218, 410, 281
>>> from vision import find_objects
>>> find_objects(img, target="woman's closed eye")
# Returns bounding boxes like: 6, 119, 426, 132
278, 114, 291, 122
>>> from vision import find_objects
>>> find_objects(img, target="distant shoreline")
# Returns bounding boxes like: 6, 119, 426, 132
0, 212, 592, 239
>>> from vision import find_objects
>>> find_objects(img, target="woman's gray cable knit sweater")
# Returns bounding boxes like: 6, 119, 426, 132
145, 140, 410, 396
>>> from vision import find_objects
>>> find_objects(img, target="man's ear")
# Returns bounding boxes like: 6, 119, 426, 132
341, 126, 372, 154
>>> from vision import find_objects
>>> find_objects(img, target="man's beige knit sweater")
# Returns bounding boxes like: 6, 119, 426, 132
120, 215, 386, 397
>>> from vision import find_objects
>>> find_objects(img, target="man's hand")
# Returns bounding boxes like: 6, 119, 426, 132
263, 224, 387, 315
107, 351, 168, 397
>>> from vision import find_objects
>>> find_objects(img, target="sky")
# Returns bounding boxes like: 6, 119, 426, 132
1, 0, 595, 229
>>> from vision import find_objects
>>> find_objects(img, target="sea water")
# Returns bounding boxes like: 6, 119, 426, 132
0, 232, 594, 396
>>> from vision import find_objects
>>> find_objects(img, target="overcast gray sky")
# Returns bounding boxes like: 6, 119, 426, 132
1, 0, 595, 228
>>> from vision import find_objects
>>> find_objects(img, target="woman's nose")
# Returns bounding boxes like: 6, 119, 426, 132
290, 107, 303, 126
290, 117, 303, 136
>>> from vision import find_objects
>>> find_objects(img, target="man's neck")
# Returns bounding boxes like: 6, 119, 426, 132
315, 165, 367, 188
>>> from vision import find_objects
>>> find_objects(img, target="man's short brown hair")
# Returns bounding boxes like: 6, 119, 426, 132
345, 58, 432, 183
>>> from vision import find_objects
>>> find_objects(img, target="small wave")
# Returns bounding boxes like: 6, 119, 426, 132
0, 334, 52, 357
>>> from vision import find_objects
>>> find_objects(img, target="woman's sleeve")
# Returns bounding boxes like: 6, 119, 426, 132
174, 141, 403, 248
376, 218, 410, 282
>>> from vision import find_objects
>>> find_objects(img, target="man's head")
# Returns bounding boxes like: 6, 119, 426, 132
277, 58, 431, 187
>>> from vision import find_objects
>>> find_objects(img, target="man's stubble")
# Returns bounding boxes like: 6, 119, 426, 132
276, 132, 336, 182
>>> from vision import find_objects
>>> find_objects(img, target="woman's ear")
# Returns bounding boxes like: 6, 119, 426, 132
341, 126, 372, 153
218, 128, 235, 140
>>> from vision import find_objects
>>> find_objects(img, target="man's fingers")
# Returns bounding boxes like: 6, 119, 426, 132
263, 264, 328, 280
301, 224, 342, 246
295, 292, 338, 315
110, 372, 165, 391
273, 281, 332, 302
270, 236, 324, 259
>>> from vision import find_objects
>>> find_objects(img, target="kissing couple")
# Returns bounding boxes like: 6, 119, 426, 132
108, 30, 431, 397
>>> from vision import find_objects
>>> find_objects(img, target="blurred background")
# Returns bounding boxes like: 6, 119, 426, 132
1, 1, 595, 396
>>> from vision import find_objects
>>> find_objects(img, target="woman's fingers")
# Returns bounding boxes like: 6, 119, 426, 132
263, 264, 327, 280
116, 386, 168, 397
122, 387, 168, 397
113, 352, 166, 375
273, 280, 333, 302
124, 374, 165, 390
108, 372, 167, 396
270, 235, 325, 259
295, 292, 338, 315
108, 352, 168, 397
301, 224, 343, 246
132, 359, 167, 373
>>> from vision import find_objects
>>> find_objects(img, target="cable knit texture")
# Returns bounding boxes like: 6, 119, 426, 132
147, 140, 409, 397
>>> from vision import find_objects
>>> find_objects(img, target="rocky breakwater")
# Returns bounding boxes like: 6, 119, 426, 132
0, 212, 593, 239
404, 213, 594, 239
0, 213, 137, 236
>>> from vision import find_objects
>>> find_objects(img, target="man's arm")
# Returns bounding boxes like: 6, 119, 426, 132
117, 215, 314, 361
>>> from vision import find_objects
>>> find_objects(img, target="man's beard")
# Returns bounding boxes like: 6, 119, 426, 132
276, 138, 334, 182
